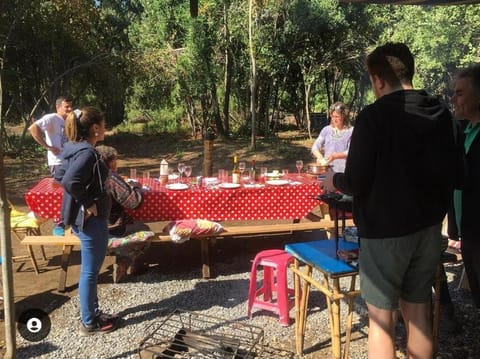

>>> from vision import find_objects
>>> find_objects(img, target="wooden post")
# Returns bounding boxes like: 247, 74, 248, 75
203, 133, 214, 177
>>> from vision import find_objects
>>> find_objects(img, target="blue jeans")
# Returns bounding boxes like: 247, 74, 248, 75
73, 216, 109, 326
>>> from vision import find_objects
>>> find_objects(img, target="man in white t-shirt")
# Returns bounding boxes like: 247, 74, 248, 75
29, 96, 73, 176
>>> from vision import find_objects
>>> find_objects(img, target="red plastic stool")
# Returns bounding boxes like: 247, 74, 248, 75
247, 249, 297, 326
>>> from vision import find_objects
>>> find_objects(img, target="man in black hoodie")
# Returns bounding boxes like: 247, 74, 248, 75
323, 43, 458, 358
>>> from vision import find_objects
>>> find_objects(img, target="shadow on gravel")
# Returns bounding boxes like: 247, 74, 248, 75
15, 291, 70, 318
117, 278, 250, 327
16, 342, 59, 358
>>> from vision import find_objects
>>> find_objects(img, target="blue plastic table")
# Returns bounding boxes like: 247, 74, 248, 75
285, 239, 360, 359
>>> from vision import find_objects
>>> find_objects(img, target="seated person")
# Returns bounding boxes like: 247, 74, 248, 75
96, 145, 152, 283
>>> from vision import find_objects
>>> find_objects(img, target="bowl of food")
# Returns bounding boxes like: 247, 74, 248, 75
266, 170, 283, 179
307, 163, 332, 174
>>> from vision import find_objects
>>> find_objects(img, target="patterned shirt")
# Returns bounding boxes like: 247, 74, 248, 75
311, 125, 353, 173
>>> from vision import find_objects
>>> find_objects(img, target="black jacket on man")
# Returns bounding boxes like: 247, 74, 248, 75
333, 89, 458, 239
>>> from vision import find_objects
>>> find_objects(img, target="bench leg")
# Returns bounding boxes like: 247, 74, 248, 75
200, 238, 210, 279
58, 245, 73, 292
26, 245, 40, 275
40, 245, 47, 261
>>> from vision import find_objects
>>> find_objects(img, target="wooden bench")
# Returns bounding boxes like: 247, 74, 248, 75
21, 220, 352, 292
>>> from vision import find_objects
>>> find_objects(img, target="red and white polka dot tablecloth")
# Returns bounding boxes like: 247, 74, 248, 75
25, 178, 64, 221
25, 176, 322, 222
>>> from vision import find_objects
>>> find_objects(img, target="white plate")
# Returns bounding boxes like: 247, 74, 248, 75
266, 172, 283, 178
168, 174, 179, 180
218, 183, 241, 189
204, 177, 219, 184
166, 183, 189, 190
266, 179, 289, 186
243, 183, 265, 189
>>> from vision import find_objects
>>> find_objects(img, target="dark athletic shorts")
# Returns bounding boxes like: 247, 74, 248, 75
359, 223, 441, 310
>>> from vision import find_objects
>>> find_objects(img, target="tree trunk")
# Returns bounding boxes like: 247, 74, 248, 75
270, 80, 280, 134
210, 83, 225, 138
190, 0, 198, 17
305, 82, 312, 140
248, 0, 257, 150
223, 3, 232, 136
0, 21, 17, 356
324, 69, 332, 109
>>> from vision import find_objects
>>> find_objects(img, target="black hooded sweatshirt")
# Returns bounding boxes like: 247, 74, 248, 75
55, 141, 111, 229
333, 89, 458, 239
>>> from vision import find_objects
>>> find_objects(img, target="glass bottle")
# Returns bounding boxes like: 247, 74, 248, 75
232, 156, 240, 184
160, 158, 169, 184
249, 159, 257, 183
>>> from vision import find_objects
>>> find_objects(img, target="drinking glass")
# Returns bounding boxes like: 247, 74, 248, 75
296, 160, 303, 175
130, 168, 137, 179
248, 168, 256, 184
239, 161, 246, 175
260, 167, 268, 183
143, 170, 150, 183
178, 162, 185, 180
184, 165, 192, 183
170, 172, 180, 184
218, 169, 228, 183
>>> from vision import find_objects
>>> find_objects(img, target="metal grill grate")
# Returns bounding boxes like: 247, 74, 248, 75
138, 309, 265, 359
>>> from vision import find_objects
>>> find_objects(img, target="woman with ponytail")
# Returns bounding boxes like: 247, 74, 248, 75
55, 107, 119, 336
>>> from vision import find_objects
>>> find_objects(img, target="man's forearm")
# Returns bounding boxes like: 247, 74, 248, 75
28, 124, 49, 149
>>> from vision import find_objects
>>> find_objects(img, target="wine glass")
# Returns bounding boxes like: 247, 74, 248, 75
239, 161, 246, 175
184, 165, 192, 184
238, 161, 246, 183
296, 160, 303, 175
178, 162, 185, 180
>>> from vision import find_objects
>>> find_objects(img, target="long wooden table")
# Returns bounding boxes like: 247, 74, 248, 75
24, 175, 334, 290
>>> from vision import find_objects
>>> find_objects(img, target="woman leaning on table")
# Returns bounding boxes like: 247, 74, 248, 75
451, 64, 480, 308
54, 107, 119, 336
311, 101, 353, 173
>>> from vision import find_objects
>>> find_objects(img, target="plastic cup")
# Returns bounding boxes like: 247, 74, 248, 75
143, 170, 150, 182
130, 168, 137, 179
259, 167, 268, 183
218, 169, 227, 183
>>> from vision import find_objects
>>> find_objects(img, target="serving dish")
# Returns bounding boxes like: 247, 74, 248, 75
266, 179, 289, 186
166, 183, 189, 190
218, 183, 241, 189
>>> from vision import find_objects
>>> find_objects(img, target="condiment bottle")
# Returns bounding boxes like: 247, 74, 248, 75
160, 159, 169, 184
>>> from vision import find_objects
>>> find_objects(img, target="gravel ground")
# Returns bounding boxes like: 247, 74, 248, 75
14, 245, 480, 359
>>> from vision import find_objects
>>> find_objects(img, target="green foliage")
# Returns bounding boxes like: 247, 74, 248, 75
118, 107, 187, 135
3, 0, 480, 154
380, 5, 480, 99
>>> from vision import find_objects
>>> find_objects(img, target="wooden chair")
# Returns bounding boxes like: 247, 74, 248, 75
9, 202, 47, 274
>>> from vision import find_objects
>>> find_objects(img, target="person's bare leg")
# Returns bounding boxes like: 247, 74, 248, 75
367, 303, 396, 359
399, 299, 433, 359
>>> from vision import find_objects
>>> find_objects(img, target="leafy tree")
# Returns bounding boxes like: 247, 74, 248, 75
379, 5, 480, 101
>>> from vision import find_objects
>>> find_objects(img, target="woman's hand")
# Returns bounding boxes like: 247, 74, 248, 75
325, 154, 335, 163
85, 203, 98, 219
322, 170, 337, 192
328, 152, 347, 162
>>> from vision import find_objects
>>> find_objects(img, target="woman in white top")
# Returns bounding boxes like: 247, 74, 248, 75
311, 102, 353, 173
